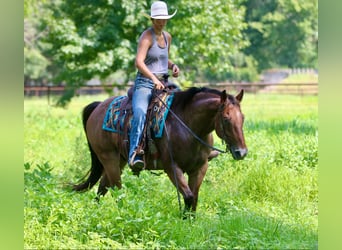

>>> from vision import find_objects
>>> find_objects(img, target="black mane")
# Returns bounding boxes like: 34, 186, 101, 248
172, 87, 218, 108
172, 87, 237, 109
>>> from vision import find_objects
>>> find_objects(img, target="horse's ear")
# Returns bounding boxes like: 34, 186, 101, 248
235, 89, 244, 102
221, 90, 227, 104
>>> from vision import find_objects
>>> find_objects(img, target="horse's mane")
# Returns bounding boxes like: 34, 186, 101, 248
172, 87, 217, 109
172, 87, 237, 109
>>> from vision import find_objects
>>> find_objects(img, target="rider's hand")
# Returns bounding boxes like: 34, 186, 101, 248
153, 79, 164, 90
172, 64, 179, 78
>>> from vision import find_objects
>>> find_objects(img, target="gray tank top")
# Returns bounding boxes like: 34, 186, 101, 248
144, 28, 169, 74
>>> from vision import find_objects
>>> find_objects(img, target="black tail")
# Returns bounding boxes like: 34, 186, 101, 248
73, 101, 103, 192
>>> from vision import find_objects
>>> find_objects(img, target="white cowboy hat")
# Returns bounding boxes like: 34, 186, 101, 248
144, 1, 177, 20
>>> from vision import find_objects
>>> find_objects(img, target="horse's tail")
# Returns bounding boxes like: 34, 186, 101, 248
82, 101, 101, 130
73, 101, 103, 192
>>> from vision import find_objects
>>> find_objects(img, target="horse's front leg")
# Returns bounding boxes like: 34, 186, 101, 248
165, 165, 194, 213
188, 161, 209, 212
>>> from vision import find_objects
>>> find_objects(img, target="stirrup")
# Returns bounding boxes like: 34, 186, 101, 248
129, 150, 144, 164
129, 154, 145, 176
129, 150, 144, 166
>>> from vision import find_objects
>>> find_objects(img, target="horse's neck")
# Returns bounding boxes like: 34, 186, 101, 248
185, 95, 221, 135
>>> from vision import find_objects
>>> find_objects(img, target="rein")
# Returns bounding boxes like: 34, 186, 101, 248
164, 124, 183, 216
218, 103, 232, 152
153, 90, 227, 153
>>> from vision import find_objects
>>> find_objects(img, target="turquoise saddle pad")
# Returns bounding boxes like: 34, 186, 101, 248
102, 93, 174, 138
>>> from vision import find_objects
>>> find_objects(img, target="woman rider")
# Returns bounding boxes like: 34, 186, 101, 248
128, 1, 180, 171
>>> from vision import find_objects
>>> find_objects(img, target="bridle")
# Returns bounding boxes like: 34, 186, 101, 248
217, 102, 235, 153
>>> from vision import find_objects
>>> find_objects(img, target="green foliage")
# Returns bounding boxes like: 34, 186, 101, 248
39, 0, 247, 105
169, 0, 247, 78
43, 1, 148, 81
24, 93, 317, 249
24, 0, 52, 84
24, 0, 48, 18
205, 53, 260, 82
24, 47, 49, 80
242, 0, 318, 70
25, 0, 318, 104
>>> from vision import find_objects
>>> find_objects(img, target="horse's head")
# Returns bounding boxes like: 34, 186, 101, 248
215, 89, 248, 160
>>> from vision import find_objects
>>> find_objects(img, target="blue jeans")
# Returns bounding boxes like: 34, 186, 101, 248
128, 74, 154, 164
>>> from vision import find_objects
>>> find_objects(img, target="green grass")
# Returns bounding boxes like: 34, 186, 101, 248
272, 73, 318, 94
24, 93, 318, 249
281, 73, 318, 83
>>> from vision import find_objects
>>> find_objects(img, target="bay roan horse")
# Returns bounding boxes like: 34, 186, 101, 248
72, 87, 247, 215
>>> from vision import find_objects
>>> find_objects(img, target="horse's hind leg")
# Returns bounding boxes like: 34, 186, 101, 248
96, 153, 125, 198
96, 174, 110, 199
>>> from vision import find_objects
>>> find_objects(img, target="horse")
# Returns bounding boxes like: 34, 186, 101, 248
72, 87, 247, 215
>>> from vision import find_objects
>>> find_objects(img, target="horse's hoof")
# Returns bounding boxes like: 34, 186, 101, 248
94, 196, 100, 203
132, 169, 141, 177
182, 211, 196, 220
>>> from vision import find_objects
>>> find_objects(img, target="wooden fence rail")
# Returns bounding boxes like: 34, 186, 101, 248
204, 82, 318, 95
24, 82, 318, 98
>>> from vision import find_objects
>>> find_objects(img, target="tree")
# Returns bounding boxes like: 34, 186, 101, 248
24, 0, 50, 85
43, 0, 247, 105
167, 0, 248, 81
242, 0, 318, 70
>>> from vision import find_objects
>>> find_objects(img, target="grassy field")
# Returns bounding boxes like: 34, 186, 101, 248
281, 73, 318, 83
24, 92, 318, 249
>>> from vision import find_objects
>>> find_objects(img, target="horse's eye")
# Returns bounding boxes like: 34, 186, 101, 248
223, 116, 231, 124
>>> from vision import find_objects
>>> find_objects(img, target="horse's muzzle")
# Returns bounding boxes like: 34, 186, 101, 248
230, 147, 248, 160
